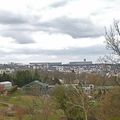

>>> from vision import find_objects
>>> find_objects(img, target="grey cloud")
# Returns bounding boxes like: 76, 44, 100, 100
11, 45, 108, 56
0, 10, 104, 39
50, 0, 69, 8
0, 45, 108, 63
2, 31, 34, 44
0, 11, 27, 24
37, 17, 104, 38
42, 45, 108, 56
50, 0, 78, 8
0, 11, 104, 41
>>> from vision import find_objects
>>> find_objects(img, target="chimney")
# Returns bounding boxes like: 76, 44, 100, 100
84, 59, 86, 62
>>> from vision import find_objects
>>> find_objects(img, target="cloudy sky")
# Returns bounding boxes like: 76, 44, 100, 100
0, 0, 119, 63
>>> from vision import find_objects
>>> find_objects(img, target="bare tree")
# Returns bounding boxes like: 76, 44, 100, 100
105, 20, 120, 57
104, 20, 120, 86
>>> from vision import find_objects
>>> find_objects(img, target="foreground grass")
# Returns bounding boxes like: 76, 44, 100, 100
0, 90, 64, 120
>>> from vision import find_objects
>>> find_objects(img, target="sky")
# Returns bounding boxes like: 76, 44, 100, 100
0, 0, 119, 64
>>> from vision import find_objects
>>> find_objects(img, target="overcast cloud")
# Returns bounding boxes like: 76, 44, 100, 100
36, 17, 104, 38
0, 0, 119, 63
0, 11, 27, 24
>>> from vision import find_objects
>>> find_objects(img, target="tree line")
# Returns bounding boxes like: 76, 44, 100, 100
0, 69, 61, 87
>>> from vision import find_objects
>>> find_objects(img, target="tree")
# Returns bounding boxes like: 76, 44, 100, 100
0, 72, 12, 82
33, 69, 41, 81
66, 86, 90, 120
52, 85, 96, 120
14, 70, 33, 87
105, 20, 120, 57
97, 87, 120, 120
105, 20, 120, 86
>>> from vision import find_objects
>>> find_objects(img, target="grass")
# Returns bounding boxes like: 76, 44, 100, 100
0, 90, 64, 120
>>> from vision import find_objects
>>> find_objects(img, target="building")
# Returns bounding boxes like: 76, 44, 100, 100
69, 59, 92, 66
0, 81, 12, 92
0, 68, 14, 74
22, 80, 49, 96
30, 62, 62, 70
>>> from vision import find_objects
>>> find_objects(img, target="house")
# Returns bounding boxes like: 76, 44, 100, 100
0, 68, 14, 74
82, 84, 95, 94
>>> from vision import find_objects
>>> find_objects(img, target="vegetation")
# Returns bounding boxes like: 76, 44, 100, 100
0, 71, 120, 120
0, 90, 64, 120
97, 87, 120, 120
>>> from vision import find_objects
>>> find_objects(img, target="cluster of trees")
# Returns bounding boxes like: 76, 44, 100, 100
0, 69, 61, 87
0, 69, 119, 87
98, 87, 120, 120
0, 72, 12, 81
52, 85, 120, 120
0, 69, 40, 86
52, 85, 92, 120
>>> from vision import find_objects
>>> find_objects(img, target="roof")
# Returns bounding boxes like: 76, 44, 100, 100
95, 86, 114, 89
33, 80, 48, 87
22, 80, 49, 88
0, 81, 12, 84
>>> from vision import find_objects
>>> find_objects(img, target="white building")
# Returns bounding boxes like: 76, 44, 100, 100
0, 81, 12, 90
0, 68, 14, 74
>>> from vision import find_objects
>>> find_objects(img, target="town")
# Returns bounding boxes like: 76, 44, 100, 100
0, 59, 120, 75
